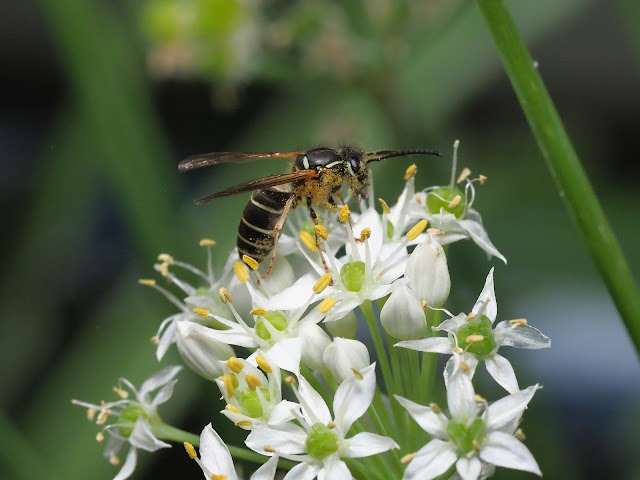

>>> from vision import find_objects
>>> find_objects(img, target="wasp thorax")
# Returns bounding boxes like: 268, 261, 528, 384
296, 148, 342, 171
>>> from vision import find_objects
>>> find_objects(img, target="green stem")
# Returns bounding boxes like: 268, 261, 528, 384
477, 0, 640, 354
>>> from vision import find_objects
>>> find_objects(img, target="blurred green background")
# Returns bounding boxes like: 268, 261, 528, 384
2, 0, 639, 479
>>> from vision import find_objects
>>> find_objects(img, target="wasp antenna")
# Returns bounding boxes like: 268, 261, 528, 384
365, 149, 441, 163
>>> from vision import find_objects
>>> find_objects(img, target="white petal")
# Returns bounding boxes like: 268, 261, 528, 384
323, 338, 370, 384
112, 448, 137, 480
268, 400, 301, 426
486, 385, 539, 432
446, 366, 477, 420
380, 286, 426, 340
484, 354, 519, 394
471, 268, 497, 322
250, 455, 279, 480
175, 322, 236, 380
199, 424, 238, 480
456, 456, 481, 480
151, 379, 178, 409
297, 322, 332, 372
267, 274, 318, 310
403, 439, 458, 480
404, 238, 451, 308
458, 219, 507, 264
297, 375, 332, 425
155, 316, 178, 360
394, 395, 447, 437
319, 456, 351, 480
342, 432, 398, 458
266, 337, 302, 375
187, 320, 256, 348
283, 462, 322, 480
246, 425, 307, 456
494, 322, 551, 349
128, 418, 171, 452
396, 337, 453, 354
434, 313, 466, 334
350, 208, 384, 260
479, 431, 541, 476
443, 354, 478, 390
333, 363, 376, 432
138, 365, 183, 401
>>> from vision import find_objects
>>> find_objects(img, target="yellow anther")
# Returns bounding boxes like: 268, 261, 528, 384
453, 346, 464, 355
313, 273, 333, 294
284, 375, 296, 384
406, 219, 428, 241
478, 174, 487, 184
299, 231, 317, 252
515, 428, 526, 441
86, 406, 96, 421
96, 409, 110, 425
96, 432, 104, 442
150, 335, 159, 345
245, 373, 262, 391
401, 452, 416, 464
466, 334, 484, 343
510, 318, 528, 327
404, 163, 418, 180
250, 308, 267, 316
242, 255, 259, 270
256, 354, 272, 373
378, 198, 390, 214
184, 442, 197, 459
426, 228, 444, 236
212, 474, 228, 480
360, 228, 371, 241
112, 386, 128, 399
138, 278, 156, 287
314, 224, 328, 240
225, 404, 241, 413
466, 313, 476, 321
327, 422, 336, 429
219, 287, 232, 304
429, 403, 441, 414
233, 261, 249, 283
159, 262, 169, 277
222, 374, 238, 396
473, 440, 480, 454
448, 195, 462, 209
226, 357, 244, 374
109, 455, 120, 466
193, 307, 210, 318
474, 394, 487, 403
421, 300, 429, 309
351, 367, 363, 380
157, 253, 174, 264
199, 238, 216, 247
459, 361, 470, 373
339, 205, 350, 223
264, 445, 276, 453
318, 297, 337, 313
236, 420, 252, 428
456, 167, 472, 184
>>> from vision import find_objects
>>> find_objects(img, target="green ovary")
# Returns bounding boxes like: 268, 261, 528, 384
456, 315, 497, 356
446, 417, 486, 454
340, 261, 366, 292
255, 311, 288, 340
426, 186, 466, 218
117, 405, 149, 436
306, 423, 339, 460
238, 388, 271, 418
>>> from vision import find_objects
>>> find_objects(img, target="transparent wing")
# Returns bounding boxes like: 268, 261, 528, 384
179, 151, 303, 172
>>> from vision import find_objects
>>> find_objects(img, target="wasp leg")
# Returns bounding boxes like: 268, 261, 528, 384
307, 204, 330, 274
263, 194, 297, 279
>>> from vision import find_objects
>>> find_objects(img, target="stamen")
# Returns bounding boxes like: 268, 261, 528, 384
219, 288, 232, 304
233, 261, 249, 283
351, 367, 363, 380
222, 374, 238, 396
474, 394, 487, 403
250, 308, 267, 316
510, 318, 528, 327
225, 404, 240, 413
150, 335, 159, 345
236, 420, 252, 428
515, 428, 526, 441
96, 432, 104, 442
456, 167, 472, 184
299, 231, 317, 252
284, 376, 295, 384
245, 373, 262, 390
339, 205, 350, 223
459, 361, 470, 373
406, 219, 428, 241
359, 228, 371, 242
157, 253, 174, 264
242, 255, 260, 270
184, 442, 197, 459
401, 452, 416, 464
314, 225, 328, 240
112, 387, 128, 399
450, 139, 460, 187
256, 355, 272, 373
159, 262, 170, 277
193, 307, 210, 318
378, 198, 390, 214
96, 409, 110, 425
109, 455, 120, 466
138, 278, 156, 287
327, 422, 336, 429
264, 445, 276, 453
421, 300, 428, 309
405, 164, 418, 180
453, 346, 463, 355
86, 406, 96, 421
318, 297, 337, 313
199, 238, 216, 247
466, 334, 484, 343
226, 357, 244, 374
478, 174, 487, 184
426, 228, 444, 236
313, 273, 332, 294
448, 195, 462, 209
429, 403, 441, 414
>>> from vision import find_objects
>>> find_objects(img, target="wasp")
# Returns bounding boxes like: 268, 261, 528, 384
179, 146, 441, 276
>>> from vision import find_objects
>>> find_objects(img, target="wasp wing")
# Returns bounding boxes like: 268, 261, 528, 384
179, 151, 304, 172
194, 170, 318, 204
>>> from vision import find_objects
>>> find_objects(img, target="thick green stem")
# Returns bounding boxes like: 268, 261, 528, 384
477, 0, 640, 354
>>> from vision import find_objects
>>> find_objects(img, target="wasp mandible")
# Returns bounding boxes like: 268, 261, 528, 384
179, 146, 441, 276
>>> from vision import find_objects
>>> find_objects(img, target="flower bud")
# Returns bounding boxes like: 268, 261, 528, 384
325, 311, 358, 339
380, 286, 426, 340
175, 321, 235, 381
297, 323, 332, 372
405, 237, 450, 307
323, 338, 370, 384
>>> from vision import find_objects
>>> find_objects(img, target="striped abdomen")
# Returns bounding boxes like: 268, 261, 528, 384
237, 188, 295, 262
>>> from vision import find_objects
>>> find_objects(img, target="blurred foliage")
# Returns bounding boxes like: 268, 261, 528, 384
1, 0, 639, 479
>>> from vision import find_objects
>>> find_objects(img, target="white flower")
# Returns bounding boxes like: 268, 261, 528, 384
175, 321, 235, 380
380, 284, 427, 340
397, 268, 551, 393
396, 368, 541, 480
323, 337, 370, 383
245, 364, 398, 480
189, 423, 279, 480
404, 236, 451, 308
72, 366, 182, 480
216, 354, 299, 430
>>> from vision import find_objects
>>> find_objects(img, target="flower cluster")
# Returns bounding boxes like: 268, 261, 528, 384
73, 142, 550, 480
